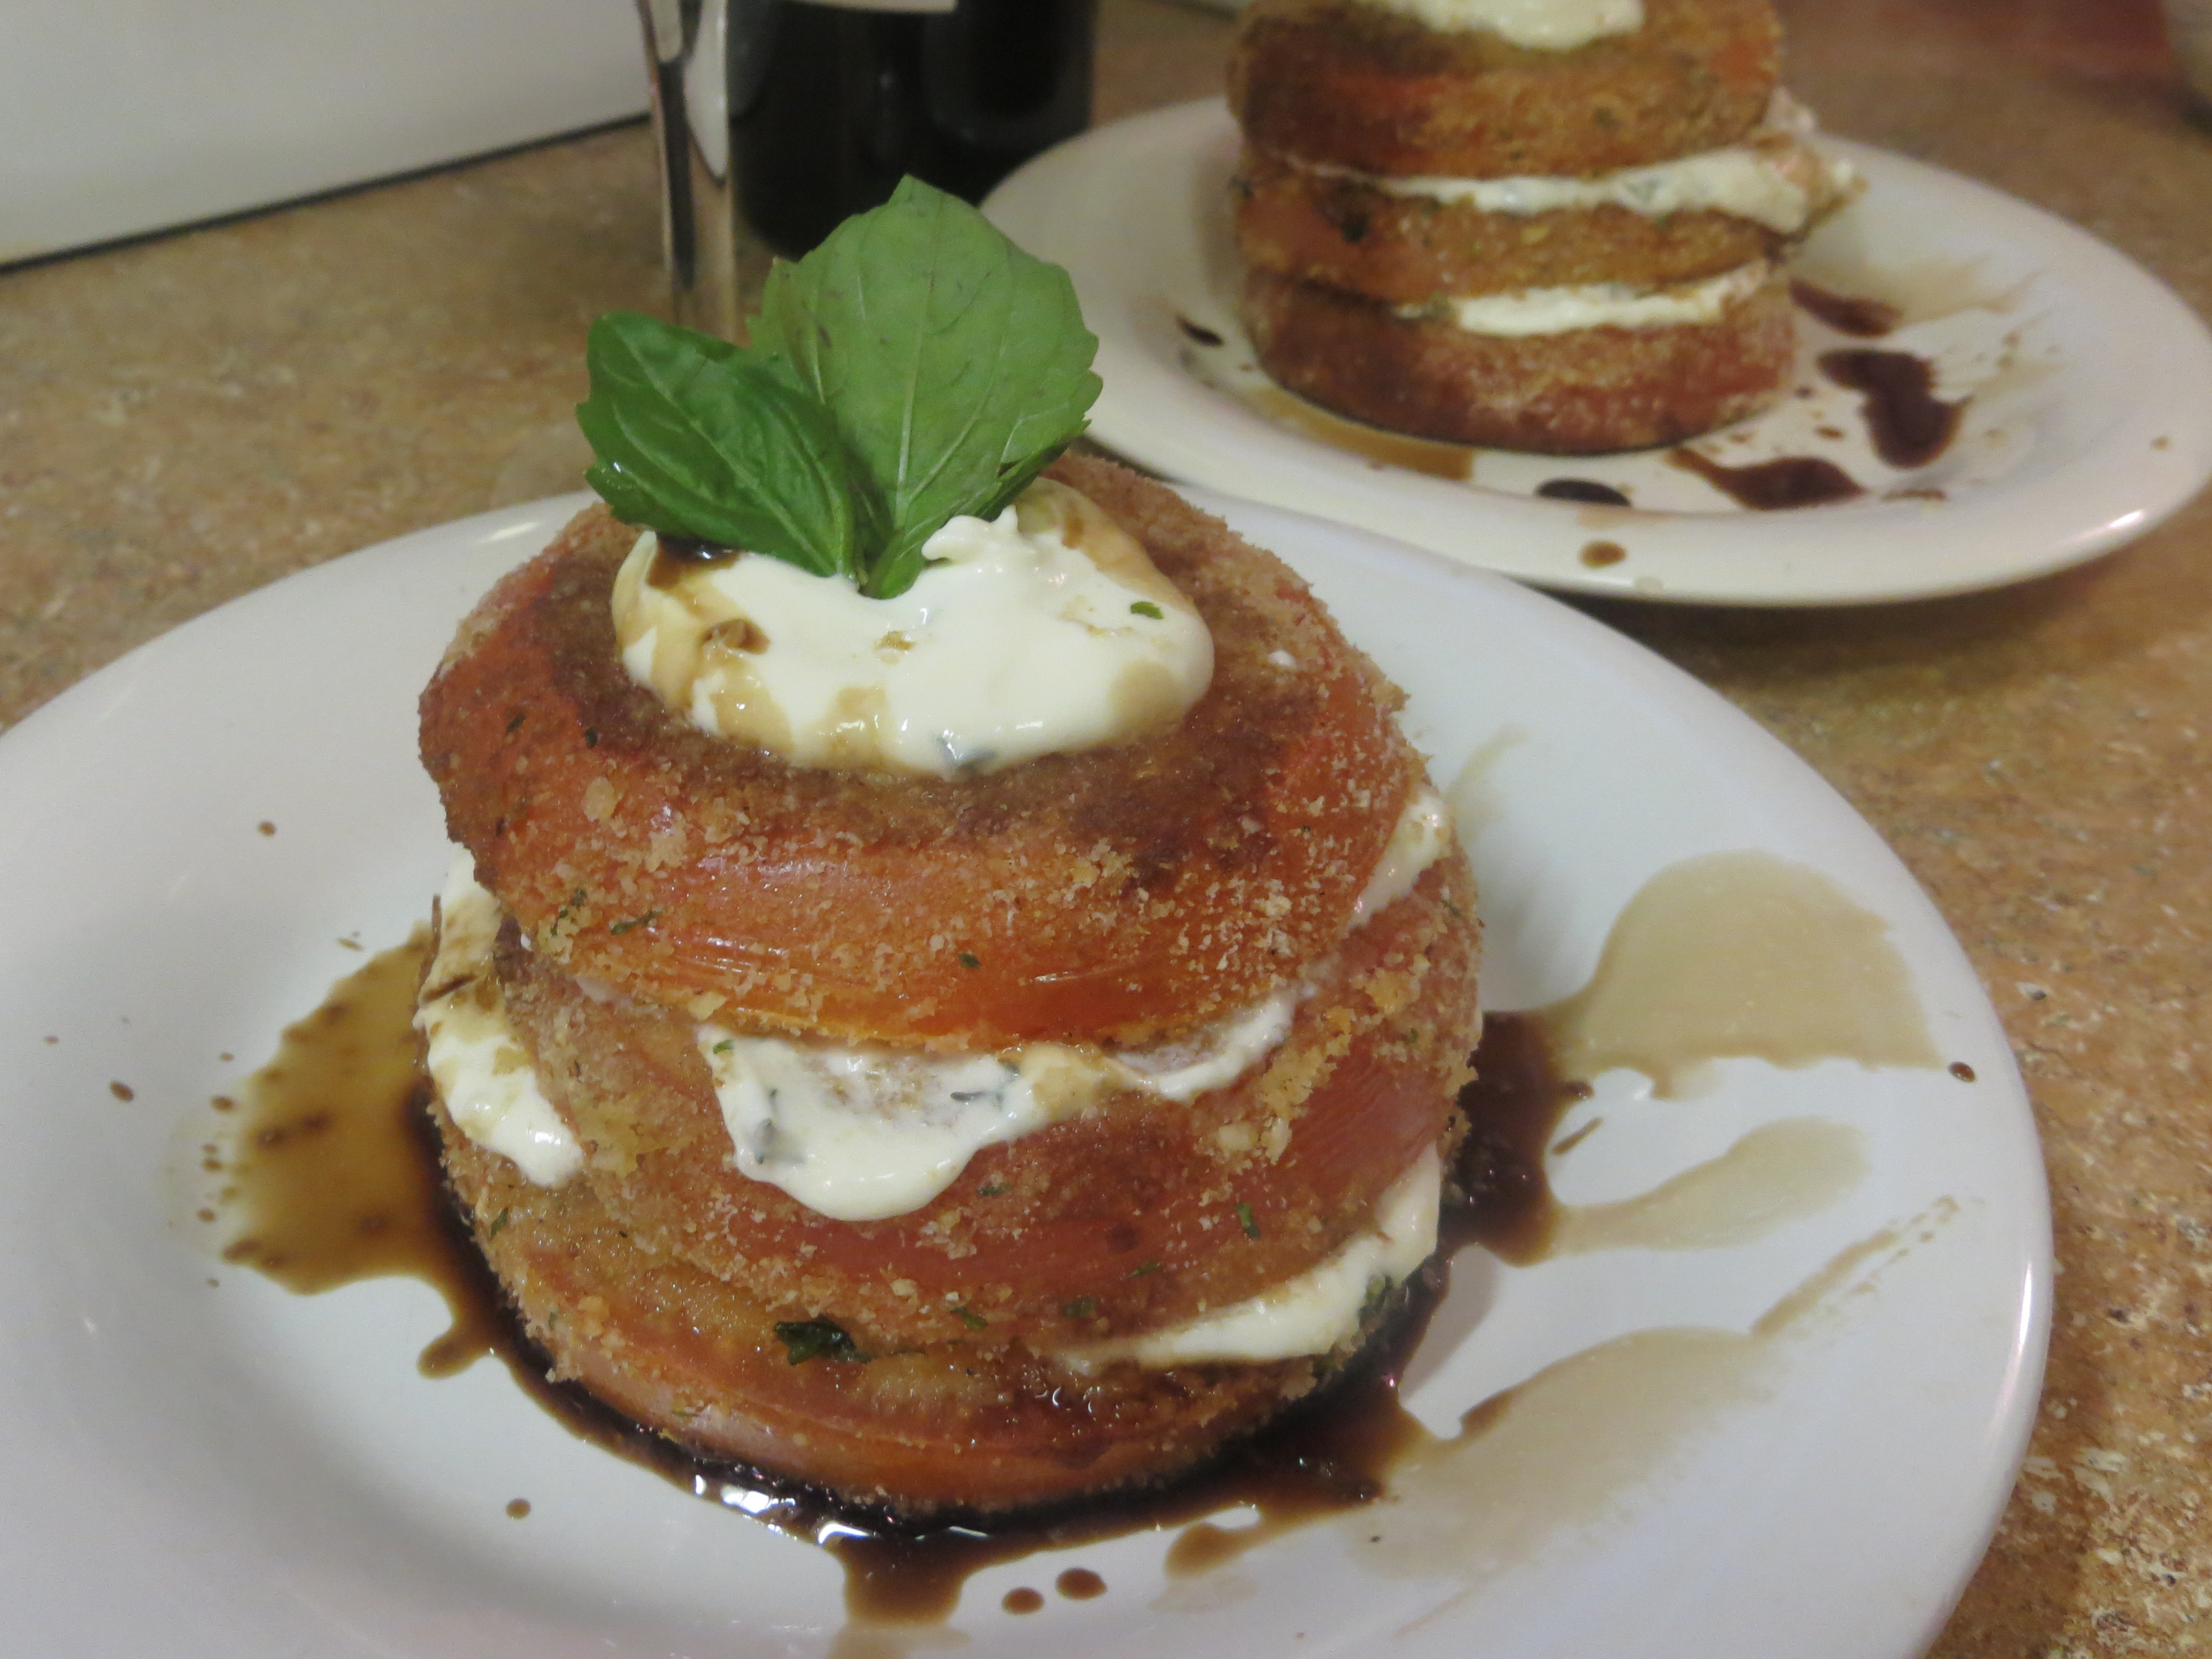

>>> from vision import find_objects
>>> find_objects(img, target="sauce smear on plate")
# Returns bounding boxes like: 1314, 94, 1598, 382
205, 940, 1582, 1627
1666, 447, 1866, 509
206, 849, 1937, 1636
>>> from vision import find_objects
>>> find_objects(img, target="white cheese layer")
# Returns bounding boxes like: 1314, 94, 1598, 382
695, 985, 1305, 1224
1420, 259, 1771, 338
1350, 786, 1449, 926
1053, 1148, 1443, 1372
1108, 984, 1302, 1101
1352, 0, 1641, 50
415, 855, 586, 1187
1300, 124, 1851, 236
612, 478, 1213, 777
701, 1031, 1078, 1223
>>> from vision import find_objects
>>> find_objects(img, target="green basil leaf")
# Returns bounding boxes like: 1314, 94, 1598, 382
576, 311, 862, 579
755, 178, 1101, 598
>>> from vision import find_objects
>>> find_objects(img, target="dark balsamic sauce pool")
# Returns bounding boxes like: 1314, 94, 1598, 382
1443, 1012, 1588, 1265
213, 946, 1582, 1631
1662, 281, 1964, 510
1818, 348, 1964, 470
1535, 478, 1632, 507
1788, 279, 1902, 340
1191, 280, 1958, 517
648, 536, 739, 586
1665, 447, 1867, 510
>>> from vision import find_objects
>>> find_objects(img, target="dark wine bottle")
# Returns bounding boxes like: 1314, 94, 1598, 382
727, 0, 1097, 256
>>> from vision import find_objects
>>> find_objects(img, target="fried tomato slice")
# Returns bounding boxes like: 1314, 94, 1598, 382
421, 456, 1418, 1049
1232, 0, 1782, 179
1242, 264, 1797, 453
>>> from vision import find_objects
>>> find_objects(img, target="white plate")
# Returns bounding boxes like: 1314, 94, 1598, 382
985, 100, 2212, 606
0, 494, 2048, 1658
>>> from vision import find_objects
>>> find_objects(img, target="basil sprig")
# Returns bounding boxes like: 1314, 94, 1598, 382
576, 179, 1101, 600
576, 327, 862, 580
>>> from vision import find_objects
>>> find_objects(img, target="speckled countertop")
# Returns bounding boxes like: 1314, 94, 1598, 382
2, 0, 2206, 1651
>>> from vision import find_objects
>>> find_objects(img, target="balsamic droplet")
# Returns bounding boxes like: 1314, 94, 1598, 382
1537, 478, 1632, 507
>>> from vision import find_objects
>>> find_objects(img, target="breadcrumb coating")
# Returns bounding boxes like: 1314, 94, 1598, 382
1230, 0, 1781, 179
1243, 263, 1797, 453
494, 855, 1479, 1353
421, 455, 1419, 1049
1234, 141, 1787, 304
433, 1084, 1384, 1517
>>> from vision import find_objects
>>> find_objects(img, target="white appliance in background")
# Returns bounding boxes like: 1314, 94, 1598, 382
0, 0, 646, 266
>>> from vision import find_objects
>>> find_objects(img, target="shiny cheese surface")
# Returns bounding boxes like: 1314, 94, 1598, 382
1422, 260, 1772, 337
695, 983, 1307, 1223
416, 855, 585, 1187
1351, 786, 1449, 925
1301, 122, 1852, 236
1352, 0, 1642, 50
611, 478, 1213, 776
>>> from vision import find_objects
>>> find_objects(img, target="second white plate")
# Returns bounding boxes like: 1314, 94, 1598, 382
986, 100, 2212, 606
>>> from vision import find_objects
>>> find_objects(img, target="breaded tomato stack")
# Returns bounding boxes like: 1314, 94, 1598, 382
413, 185, 1482, 1520
1230, 0, 1858, 452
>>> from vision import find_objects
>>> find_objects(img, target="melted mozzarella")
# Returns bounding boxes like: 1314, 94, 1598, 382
415, 855, 586, 1187
1108, 984, 1302, 1100
700, 1030, 1082, 1223
1352, 0, 1641, 50
1300, 123, 1852, 236
1421, 260, 1771, 338
1350, 786, 1450, 925
612, 478, 1213, 777
1052, 1149, 1443, 1372
693, 985, 1304, 1223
